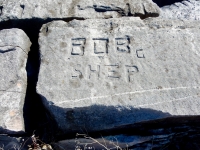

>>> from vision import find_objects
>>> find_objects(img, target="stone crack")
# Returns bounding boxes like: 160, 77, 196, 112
0, 45, 28, 55
55, 86, 200, 104
0, 90, 26, 94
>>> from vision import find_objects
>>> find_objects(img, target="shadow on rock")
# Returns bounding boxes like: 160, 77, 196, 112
38, 95, 172, 141
52, 115, 200, 150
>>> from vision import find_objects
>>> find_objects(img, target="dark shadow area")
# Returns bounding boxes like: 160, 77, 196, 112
39, 95, 172, 141
77, 4, 159, 19
52, 116, 200, 150
0, 135, 37, 150
38, 94, 200, 149
0, 135, 22, 150
105, 116, 200, 137
0, 127, 25, 136
153, 0, 184, 7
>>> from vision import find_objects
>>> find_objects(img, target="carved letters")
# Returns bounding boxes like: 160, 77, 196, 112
71, 37, 145, 57
106, 64, 120, 79
115, 36, 130, 53
93, 38, 109, 54
71, 64, 83, 79
70, 37, 144, 82
126, 65, 139, 82
71, 64, 139, 82
71, 38, 86, 56
136, 49, 145, 58
88, 65, 100, 79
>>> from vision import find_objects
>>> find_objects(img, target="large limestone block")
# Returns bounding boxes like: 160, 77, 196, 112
160, 0, 200, 20
0, 29, 31, 132
0, 0, 160, 21
38, 18, 200, 134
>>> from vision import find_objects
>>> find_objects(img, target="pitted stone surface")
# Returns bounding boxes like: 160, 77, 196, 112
38, 18, 200, 133
0, 0, 160, 21
0, 29, 31, 132
160, 0, 200, 20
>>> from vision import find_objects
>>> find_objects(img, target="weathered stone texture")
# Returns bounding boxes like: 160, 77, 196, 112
160, 0, 200, 20
0, 29, 31, 132
38, 18, 200, 133
0, 0, 160, 21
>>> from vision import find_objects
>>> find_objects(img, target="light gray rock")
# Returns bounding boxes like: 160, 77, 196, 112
38, 18, 200, 134
0, 29, 31, 132
0, 0, 160, 21
160, 0, 200, 20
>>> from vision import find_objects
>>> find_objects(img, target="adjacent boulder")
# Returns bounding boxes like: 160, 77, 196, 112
0, 0, 160, 21
160, 0, 200, 20
0, 29, 31, 132
38, 18, 200, 134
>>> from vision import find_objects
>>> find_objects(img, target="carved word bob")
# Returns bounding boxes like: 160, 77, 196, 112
71, 37, 145, 57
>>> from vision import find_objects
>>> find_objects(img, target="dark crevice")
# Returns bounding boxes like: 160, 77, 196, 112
0, 48, 16, 53
77, 5, 124, 13
77, 4, 159, 19
153, 0, 184, 7
20, 4, 25, 10
0, 6, 3, 16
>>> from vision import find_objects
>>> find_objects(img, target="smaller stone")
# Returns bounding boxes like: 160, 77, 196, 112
0, 29, 31, 132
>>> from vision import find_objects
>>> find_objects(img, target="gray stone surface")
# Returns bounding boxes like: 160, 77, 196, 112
0, 29, 31, 132
0, 0, 160, 21
38, 18, 200, 134
160, 0, 200, 20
